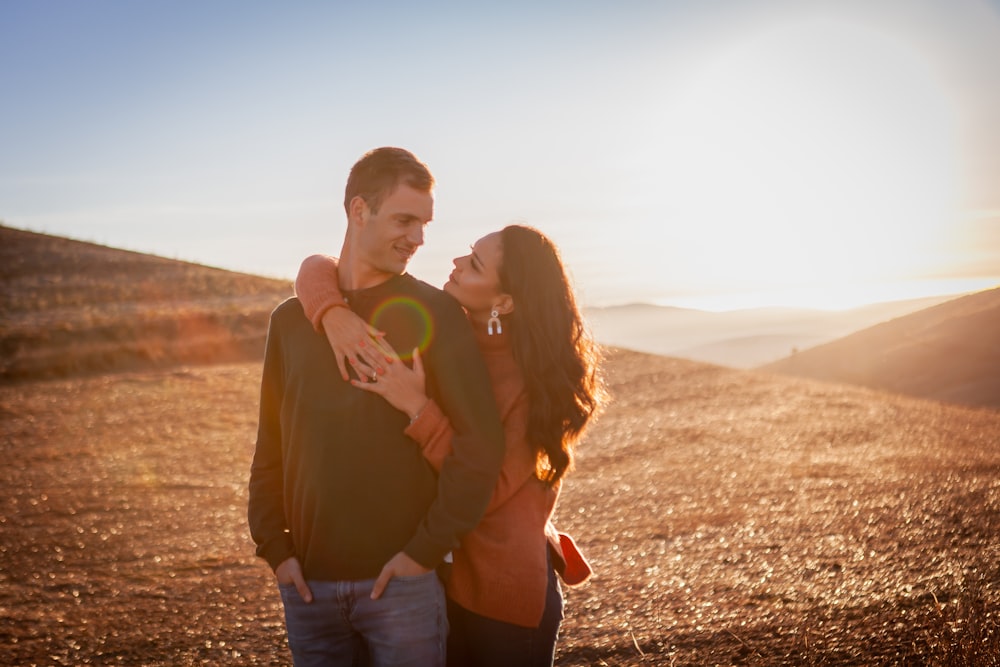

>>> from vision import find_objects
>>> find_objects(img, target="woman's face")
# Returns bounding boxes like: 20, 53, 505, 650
444, 232, 505, 316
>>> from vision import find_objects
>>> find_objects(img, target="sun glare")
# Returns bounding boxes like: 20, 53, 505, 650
648, 18, 961, 310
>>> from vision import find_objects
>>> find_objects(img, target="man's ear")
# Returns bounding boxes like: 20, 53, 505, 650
348, 196, 369, 227
494, 293, 515, 316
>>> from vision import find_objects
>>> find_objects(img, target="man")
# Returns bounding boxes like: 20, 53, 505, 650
248, 147, 505, 666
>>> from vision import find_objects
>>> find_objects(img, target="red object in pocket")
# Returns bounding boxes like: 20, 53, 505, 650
558, 532, 593, 585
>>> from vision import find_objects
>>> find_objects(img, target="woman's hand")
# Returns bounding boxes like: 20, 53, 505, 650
351, 342, 429, 421
320, 306, 391, 382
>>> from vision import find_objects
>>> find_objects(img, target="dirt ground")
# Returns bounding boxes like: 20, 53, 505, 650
2, 349, 1000, 666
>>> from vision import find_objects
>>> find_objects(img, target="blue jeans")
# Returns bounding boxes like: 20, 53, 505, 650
278, 571, 448, 667
444, 562, 564, 667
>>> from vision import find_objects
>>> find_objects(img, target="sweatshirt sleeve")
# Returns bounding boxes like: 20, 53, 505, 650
404, 399, 453, 470
401, 299, 506, 568
294, 254, 345, 332
405, 385, 537, 515
247, 309, 296, 571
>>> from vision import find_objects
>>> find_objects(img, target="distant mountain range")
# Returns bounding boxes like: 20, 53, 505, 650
583, 296, 961, 369
585, 287, 1000, 410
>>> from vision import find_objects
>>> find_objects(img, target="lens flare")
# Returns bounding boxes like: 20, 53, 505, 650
370, 296, 435, 360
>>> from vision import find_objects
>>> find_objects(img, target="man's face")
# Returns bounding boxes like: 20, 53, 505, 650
356, 183, 434, 276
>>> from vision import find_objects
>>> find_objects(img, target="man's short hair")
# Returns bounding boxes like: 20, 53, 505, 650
344, 147, 434, 214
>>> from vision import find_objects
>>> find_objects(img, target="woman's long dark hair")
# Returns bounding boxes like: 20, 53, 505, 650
498, 225, 605, 485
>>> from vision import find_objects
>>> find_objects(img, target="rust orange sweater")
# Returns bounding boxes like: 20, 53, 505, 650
406, 326, 558, 626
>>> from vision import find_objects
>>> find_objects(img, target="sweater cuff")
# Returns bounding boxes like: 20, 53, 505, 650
310, 299, 349, 333
257, 534, 297, 573
403, 532, 455, 571
403, 400, 446, 446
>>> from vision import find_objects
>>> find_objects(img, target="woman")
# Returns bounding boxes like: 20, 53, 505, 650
295, 224, 604, 666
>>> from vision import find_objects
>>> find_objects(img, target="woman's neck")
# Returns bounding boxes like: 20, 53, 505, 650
466, 309, 491, 329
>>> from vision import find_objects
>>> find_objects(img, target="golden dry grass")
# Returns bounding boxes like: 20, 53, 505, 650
1, 225, 292, 381
2, 350, 999, 665
557, 349, 1000, 665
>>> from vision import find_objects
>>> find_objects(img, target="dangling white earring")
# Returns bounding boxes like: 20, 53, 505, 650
487, 309, 502, 336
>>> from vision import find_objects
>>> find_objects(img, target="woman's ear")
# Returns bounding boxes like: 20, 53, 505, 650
493, 293, 514, 316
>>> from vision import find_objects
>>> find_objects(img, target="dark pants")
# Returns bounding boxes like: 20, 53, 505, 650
444, 562, 564, 667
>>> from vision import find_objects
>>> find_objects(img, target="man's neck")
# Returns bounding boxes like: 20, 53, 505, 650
337, 247, 397, 292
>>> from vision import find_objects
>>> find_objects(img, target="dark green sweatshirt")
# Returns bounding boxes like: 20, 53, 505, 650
248, 273, 505, 580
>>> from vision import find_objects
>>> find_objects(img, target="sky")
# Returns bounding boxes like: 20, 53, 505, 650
2, 0, 1000, 311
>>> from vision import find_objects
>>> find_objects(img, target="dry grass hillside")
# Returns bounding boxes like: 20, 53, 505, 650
761, 287, 1000, 411
2, 229, 999, 665
0, 225, 293, 381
